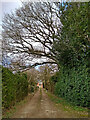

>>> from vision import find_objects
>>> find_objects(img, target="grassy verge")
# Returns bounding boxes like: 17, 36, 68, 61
46, 90, 88, 118
40, 88, 42, 100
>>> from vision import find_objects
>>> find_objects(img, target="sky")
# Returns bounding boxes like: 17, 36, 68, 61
0, 0, 22, 24
0, 0, 88, 34
0, 0, 22, 36
0, 0, 22, 66
0, 0, 88, 67
0, 0, 48, 68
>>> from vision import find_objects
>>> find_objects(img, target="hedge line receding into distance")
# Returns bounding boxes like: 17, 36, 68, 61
52, 65, 89, 107
2, 67, 28, 110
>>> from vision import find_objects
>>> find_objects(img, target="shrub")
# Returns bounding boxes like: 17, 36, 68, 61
2, 67, 28, 110
54, 65, 89, 107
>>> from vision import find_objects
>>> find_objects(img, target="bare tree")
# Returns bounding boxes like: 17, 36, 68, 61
2, 2, 61, 70
39, 64, 58, 90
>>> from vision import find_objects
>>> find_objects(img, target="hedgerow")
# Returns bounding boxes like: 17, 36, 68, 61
50, 2, 89, 108
54, 64, 89, 107
2, 67, 28, 110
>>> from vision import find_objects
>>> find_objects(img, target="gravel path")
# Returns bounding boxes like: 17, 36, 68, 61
11, 89, 76, 118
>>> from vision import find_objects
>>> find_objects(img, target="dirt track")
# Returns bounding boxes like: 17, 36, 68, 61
11, 89, 77, 118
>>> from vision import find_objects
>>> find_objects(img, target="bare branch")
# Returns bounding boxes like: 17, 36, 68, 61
2, 2, 61, 70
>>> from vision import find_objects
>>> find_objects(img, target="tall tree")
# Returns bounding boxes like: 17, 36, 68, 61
2, 2, 61, 70
39, 64, 58, 89
52, 2, 89, 68
3, 2, 89, 71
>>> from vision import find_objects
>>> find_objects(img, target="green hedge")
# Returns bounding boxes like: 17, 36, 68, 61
2, 67, 28, 109
53, 65, 89, 107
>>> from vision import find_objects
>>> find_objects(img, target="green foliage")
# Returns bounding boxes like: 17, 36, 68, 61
54, 64, 89, 107
53, 2, 89, 68
47, 91, 88, 117
2, 67, 28, 110
50, 2, 89, 108
29, 86, 34, 92
28, 81, 37, 93
50, 72, 59, 83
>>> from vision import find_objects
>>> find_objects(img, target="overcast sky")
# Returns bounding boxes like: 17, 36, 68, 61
0, 1, 22, 21
0, 0, 22, 34
0, 0, 48, 68
0, 0, 23, 41
0, 1, 22, 65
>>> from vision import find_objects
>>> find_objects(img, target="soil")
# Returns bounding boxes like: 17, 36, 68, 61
11, 89, 86, 118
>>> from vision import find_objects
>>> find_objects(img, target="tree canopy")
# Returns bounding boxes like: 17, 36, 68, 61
2, 2, 61, 70
2, 2, 89, 71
